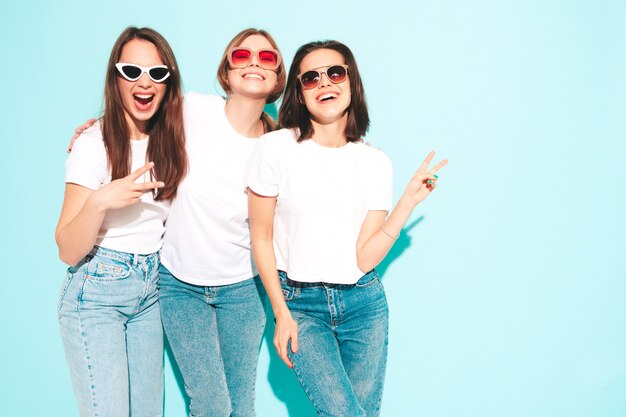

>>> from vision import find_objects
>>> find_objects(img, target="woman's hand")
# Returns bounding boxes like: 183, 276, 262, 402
274, 313, 299, 368
67, 118, 97, 153
88, 162, 164, 212
401, 151, 448, 207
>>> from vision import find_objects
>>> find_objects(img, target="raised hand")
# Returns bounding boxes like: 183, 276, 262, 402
88, 162, 164, 211
401, 151, 448, 207
67, 118, 97, 153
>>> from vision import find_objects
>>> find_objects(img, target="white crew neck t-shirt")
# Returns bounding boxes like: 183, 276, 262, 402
246, 128, 393, 284
160, 92, 261, 286
65, 121, 170, 255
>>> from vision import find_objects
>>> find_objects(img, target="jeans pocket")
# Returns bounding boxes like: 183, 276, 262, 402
354, 269, 380, 288
279, 271, 298, 301
86, 256, 132, 282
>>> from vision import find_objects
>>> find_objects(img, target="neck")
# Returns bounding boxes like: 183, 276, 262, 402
225, 94, 267, 138
310, 117, 348, 148
126, 115, 149, 140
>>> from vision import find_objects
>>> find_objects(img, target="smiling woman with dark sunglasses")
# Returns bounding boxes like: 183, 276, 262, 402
247, 40, 448, 416
55, 27, 186, 417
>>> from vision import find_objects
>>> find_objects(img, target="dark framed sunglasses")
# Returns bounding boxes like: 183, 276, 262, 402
227, 47, 281, 71
115, 63, 170, 83
297, 65, 349, 90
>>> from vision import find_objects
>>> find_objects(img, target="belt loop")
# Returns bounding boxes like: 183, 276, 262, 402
132, 253, 139, 267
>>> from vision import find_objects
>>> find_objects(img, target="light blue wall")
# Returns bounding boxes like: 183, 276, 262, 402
1, 1, 624, 416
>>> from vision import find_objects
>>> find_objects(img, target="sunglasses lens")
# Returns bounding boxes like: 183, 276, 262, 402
300, 71, 320, 89
327, 66, 347, 83
121, 65, 142, 80
258, 50, 278, 69
149, 67, 169, 82
231, 49, 251, 67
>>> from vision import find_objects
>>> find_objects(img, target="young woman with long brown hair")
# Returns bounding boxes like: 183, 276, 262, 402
56, 27, 186, 417
67, 27, 285, 416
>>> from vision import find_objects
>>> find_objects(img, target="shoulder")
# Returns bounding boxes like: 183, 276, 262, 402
352, 141, 392, 168
71, 120, 105, 155
184, 92, 226, 113
259, 128, 298, 148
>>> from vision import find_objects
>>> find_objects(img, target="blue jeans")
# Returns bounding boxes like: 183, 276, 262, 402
58, 246, 163, 417
159, 265, 266, 417
280, 269, 389, 417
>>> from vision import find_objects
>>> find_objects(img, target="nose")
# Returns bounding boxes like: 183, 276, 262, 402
248, 53, 261, 68
137, 71, 152, 87
318, 72, 332, 87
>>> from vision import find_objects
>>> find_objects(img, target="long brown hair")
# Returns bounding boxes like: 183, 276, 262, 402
279, 40, 370, 143
102, 26, 186, 201
216, 28, 286, 133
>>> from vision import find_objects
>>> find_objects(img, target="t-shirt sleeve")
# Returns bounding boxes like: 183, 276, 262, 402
246, 136, 279, 197
367, 151, 393, 211
65, 131, 108, 190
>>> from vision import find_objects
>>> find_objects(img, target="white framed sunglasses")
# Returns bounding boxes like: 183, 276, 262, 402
115, 63, 170, 83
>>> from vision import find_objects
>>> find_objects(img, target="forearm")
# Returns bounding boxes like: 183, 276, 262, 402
357, 196, 415, 272
56, 199, 106, 265
252, 238, 291, 320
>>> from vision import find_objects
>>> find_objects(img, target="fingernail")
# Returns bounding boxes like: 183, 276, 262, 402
427, 179, 433, 184
434, 175, 439, 179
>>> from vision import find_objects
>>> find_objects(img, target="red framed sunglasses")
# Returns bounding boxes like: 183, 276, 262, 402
227, 47, 282, 71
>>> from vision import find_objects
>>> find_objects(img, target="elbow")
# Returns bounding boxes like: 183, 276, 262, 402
58, 249, 81, 266
357, 262, 371, 275
356, 255, 371, 275
56, 234, 82, 266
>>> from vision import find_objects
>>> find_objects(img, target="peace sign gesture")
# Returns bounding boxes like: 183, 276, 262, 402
401, 151, 448, 207
88, 162, 165, 211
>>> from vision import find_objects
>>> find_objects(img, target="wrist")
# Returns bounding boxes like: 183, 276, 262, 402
273, 306, 293, 321
397, 194, 417, 211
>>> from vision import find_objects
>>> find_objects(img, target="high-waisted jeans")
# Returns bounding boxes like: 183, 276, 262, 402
58, 246, 163, 417
159, 265, 267, 417
280, 269, 389, 417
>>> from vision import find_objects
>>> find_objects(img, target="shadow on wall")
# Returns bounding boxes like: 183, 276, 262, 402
377, 216, 423, 279
165, 337, 191, 416
264, 102, 279, 121
264, 307, 317, 417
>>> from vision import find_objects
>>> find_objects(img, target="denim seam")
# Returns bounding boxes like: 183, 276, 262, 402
76, 292, 99, 416
57, 271, 74, 320
354, 276, 379, 288
86, 258, 132, 282
325, 287, 338, 327
132, 259, 155, 317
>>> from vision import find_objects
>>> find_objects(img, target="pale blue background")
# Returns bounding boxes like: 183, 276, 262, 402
1, 1, 624, 416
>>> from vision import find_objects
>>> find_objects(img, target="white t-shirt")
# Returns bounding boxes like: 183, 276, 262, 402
246, 128, 393, 284
160, 92, 260, 286
65, 121, 170, 255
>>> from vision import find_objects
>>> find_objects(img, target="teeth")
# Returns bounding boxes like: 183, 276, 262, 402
134, 94, 153, 99
244, 73, 264, 80
318, 93, 338, 101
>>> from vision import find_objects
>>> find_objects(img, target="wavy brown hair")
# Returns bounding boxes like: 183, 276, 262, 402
102, 26, 186, 201
279, 40, 370, 143
216, 28, 286, 133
